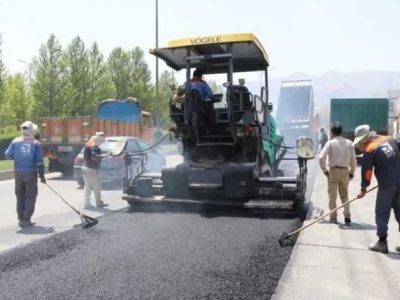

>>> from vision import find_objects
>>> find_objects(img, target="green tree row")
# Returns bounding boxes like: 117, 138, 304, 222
0, 34, 177, 132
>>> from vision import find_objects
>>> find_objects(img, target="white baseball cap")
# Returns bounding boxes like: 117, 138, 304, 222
21, 121, 38, 136
21, 120, 38, 131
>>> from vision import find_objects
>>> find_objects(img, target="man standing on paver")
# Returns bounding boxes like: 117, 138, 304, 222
319, 122, 357, 224
354, 124, 400, 253
4, 121, 46, 228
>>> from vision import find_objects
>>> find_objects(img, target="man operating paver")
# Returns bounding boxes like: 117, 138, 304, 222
319, 122, 356, 224
354, 124, 400, 253
4, 121, 46, 228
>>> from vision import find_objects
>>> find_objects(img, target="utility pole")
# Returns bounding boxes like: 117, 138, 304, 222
155, 0, 160, 128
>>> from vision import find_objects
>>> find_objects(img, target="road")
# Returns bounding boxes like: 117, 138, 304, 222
0, 152, 317, 300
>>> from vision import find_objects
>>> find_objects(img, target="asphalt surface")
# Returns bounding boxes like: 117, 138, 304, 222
0, 208, 302, 300
0, 149, 317, 300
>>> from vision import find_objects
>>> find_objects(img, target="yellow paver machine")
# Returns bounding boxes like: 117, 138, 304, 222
122, 33, 315, 214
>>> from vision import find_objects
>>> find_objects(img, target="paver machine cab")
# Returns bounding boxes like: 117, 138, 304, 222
122, 33, 315, 214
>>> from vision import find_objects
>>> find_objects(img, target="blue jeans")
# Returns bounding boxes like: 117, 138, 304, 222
375, 184, 400, 238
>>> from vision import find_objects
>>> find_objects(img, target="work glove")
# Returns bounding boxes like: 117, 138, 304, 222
39, 175, 46, 184
357, 189, 366, 199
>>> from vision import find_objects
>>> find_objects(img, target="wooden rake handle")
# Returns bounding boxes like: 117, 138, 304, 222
286, 185, 378, 239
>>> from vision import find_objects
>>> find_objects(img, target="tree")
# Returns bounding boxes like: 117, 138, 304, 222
0, 34, 6, 100
87, 42, 114, 109
61, 36, 90, 116
31, 34, 65, 118
128, 47, 153, 109
107, 46, 154, 109
3, 74, 32, 129
158, 71, 177, 121
107, 47, 130, 99
0, 34, 9, 132
207, 79, 222, 93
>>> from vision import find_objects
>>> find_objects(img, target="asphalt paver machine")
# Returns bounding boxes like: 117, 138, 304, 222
122, 33, 315, 214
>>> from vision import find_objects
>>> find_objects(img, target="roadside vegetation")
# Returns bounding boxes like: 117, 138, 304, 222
0, 157, 49, 172
0, 33, 177, 135
0, 33, 179, 160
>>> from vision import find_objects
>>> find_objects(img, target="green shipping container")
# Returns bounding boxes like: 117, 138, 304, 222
330, 98, 389, 140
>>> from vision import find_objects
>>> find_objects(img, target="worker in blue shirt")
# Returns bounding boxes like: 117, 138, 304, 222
189, 69, 214, 100
5, 121, 45, 228
354, 124, 400, 254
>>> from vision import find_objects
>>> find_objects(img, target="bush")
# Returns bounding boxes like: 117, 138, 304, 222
0, 130, 19, 160
0, 137, 15, 160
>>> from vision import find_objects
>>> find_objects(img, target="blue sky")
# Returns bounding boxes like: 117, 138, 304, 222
0, 0, 399, 79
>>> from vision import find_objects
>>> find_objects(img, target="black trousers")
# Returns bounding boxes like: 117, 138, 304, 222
14, 171, 38, 221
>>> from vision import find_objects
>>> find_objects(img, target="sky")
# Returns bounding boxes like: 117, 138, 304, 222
0, 0, 399, 80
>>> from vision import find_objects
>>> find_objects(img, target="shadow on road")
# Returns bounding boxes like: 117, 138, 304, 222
338, 222, 376, 230
47, 174, 73, 181
16, 225, 55, 235
124, 203, 298, 220
317, 219, 376, 230
297, 242, 400, 259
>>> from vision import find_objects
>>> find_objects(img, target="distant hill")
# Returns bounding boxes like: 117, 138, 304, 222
255, 71, 400, 126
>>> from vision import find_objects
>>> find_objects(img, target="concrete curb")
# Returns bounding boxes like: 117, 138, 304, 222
0, 170, 13, 181
0, 168, 50, 182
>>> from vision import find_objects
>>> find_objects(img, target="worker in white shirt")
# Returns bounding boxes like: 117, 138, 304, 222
319, 122, 357, 225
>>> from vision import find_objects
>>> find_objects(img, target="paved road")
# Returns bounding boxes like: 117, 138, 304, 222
0, 154, 317, 300
0, 207, 304, 300
0, 154, 182, 252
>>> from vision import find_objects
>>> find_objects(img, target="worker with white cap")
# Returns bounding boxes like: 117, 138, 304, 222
354, 124, 400, 253
4, 121, 45, 228
82, 133, 109, 209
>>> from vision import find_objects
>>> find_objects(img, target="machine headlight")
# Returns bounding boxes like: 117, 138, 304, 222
296, 136, 315, 159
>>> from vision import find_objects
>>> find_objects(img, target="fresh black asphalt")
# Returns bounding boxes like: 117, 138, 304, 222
0, 206, 302, 300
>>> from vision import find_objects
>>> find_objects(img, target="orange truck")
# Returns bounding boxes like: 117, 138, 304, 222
40, 99, 154, 175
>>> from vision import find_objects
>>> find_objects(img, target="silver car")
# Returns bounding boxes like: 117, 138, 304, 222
74, 136, 166, 187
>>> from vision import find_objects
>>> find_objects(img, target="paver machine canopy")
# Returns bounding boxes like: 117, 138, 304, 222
123, 33, 315, 213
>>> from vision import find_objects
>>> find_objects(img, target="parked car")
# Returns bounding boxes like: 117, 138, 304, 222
74, 136, 166, 187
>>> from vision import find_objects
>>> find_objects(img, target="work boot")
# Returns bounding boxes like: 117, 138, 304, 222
84, 204, 95, 209
329, 216, 337, 224
18, 220, 28, 228
368, 240, 389, 253
96, 201, 109, 208
345, 217, 351, 225
18, 220, 35, 228
24, 220, 35, 227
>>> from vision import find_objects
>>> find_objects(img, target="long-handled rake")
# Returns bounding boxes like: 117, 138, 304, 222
45, 183, 99, 229
279, 185, 378, 247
